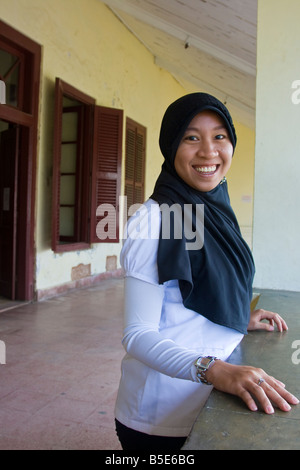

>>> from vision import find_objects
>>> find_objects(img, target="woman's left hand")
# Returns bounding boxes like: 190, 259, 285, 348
248, 309, 288, 332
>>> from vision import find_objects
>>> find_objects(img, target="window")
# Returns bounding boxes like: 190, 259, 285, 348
125, 118, 146, 209
52, 78, 123, 252
52, 79, 94, 252
0, 41, 24, 109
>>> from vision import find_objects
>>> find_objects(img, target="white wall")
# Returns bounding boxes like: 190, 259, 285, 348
253, 0, 300, 291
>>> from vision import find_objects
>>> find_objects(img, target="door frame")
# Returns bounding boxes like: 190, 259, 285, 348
0, 20, 41, 300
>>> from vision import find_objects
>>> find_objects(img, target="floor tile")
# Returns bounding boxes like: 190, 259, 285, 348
0, 278, 124, 450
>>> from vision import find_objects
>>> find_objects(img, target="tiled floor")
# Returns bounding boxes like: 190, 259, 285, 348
0, 279, 125, 450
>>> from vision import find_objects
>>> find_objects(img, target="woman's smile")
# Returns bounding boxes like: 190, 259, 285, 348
193, 164, 220, 176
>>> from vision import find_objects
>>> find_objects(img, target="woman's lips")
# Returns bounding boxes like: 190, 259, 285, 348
193, 164, 219, 176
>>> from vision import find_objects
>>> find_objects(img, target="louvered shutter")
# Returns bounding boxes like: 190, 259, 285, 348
90, 106, 123, 243
125, 124, 135, 208
125, 118, 146, 210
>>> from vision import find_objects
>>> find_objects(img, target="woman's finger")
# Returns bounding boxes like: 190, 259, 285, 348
250, 377, 299, 413
256, 380, 290, 412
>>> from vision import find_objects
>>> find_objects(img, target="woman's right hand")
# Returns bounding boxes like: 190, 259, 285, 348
205, 360, 299, 414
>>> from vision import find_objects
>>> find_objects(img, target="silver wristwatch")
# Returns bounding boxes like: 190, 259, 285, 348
194, 356, 219, 385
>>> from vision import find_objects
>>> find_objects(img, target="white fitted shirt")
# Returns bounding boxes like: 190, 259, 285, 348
115, 199, 243, 437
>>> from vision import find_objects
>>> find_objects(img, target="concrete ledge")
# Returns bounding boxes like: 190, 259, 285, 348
183, 290, 300, 450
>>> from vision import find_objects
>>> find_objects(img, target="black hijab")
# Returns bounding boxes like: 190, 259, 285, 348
151, 93, 255, 334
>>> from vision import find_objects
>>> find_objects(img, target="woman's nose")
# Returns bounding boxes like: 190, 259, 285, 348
196, 139, 218, 158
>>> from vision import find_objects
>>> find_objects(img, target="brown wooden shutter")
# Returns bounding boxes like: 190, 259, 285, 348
90, 106, 123, 243
125, 123, 135, 209
125, 118, 146, 209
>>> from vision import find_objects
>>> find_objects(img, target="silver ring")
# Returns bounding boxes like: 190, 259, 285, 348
258, 378, 265, 386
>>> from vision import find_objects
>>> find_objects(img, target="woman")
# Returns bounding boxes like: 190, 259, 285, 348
114, 93, 298, 451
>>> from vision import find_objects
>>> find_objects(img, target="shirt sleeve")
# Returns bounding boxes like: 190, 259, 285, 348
120, 200, 200, 382
120, 200, 161, 285
122, 276, 200, 381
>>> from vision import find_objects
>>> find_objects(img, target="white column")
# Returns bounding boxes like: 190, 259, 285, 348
253, 0, 300, 291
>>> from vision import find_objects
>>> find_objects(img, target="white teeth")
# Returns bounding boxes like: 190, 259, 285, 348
195, 165, 217, 173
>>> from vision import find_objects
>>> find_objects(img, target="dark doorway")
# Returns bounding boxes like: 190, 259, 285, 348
0, 123, 19, 299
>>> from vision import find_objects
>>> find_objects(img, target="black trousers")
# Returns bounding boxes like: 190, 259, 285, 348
115, 419, 187, 451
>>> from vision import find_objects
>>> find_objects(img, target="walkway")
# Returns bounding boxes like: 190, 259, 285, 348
0, 279, 124, 450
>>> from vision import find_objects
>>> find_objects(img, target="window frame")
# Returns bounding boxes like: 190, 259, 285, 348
59, 104, 84, 244
51, 78, 95, 253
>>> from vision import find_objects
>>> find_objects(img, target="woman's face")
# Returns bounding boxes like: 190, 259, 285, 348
174, 110, 234, 192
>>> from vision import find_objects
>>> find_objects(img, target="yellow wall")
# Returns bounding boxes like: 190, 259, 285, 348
0, 0, 255, 293
227, 121, 255, 247
0, 0, 186, 292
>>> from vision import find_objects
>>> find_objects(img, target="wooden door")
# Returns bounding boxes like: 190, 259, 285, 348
0, 125, 19, 299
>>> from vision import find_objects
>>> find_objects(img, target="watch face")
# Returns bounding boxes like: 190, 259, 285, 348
196, 356, 216, 371
202, 357, 211, 368
195, 356, 217, 385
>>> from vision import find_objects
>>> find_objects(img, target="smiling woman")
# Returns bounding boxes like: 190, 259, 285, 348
114, 92, 298, 452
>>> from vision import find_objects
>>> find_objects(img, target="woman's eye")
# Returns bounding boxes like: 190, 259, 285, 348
215, 134, 226, 140
185, 135, 198, 141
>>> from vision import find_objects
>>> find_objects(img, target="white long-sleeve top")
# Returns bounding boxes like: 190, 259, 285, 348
115, 199, 243, 437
